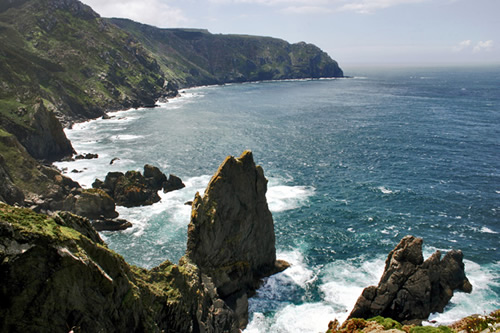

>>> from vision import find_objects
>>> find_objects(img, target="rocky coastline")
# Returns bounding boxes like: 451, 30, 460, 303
0, 151, 288, 332
0, 0, 495, 331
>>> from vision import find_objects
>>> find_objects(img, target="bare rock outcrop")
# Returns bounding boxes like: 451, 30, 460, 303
348, 235, 472, 325
185, 150, 288, 329
93, 165, 185, 207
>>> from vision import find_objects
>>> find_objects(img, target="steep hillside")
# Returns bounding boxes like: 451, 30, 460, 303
0, 0, 174, 128
108, 18, 344, 87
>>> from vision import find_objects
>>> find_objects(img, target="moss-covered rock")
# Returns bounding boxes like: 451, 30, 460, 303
0, 202, 237, 332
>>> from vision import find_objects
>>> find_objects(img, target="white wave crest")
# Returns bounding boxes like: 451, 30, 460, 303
266, 185, 315, 212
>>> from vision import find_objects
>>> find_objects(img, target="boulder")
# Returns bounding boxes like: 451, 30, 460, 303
143, 164, 167, 190
92, 218, 132, 231
185, 150, 288, 329
65, 188, 118, 220
163, 174, 185, 193
75, 153, 98, 160
348, 235, 472, 324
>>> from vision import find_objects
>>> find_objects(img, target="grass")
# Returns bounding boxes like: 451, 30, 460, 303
0, 203, 81, 241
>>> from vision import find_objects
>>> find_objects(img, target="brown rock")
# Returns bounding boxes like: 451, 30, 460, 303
185, 150, 288, 329
348, 235, 472, 324
163, 174, 185, 193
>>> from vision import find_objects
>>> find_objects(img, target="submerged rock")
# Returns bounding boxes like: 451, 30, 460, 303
348, 235, 472, 324
185, 150, 289, 329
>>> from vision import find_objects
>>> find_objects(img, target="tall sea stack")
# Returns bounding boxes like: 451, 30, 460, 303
185, 150, 289, 328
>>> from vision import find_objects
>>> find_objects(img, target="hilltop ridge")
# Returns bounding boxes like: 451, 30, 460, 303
108, 18, 344, 87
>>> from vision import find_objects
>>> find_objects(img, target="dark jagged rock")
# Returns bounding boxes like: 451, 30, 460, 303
93, 165, 185, 207
0, 101, 74, 162
185, 150, 289, 329
92, 218, 133, 231
75, 153, 98, 160
0, 155, 25, 206
348, 235, 473, 325
109, 157, 120, 165
113, 170, 161, 207
0, 203, 237, 332
144, 164, 167, 190
164, 174, 185, 193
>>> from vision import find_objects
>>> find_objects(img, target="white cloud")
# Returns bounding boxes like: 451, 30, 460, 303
282, 5, 332, 14
80, 0, 188, 28
473, 40, 494, 53
337, 0, 430, 14
209, 0, 432, 14
452, 39, 472, 52
452, 40, 494, 54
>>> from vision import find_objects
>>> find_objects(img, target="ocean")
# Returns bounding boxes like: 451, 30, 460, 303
55, 65, 500, 332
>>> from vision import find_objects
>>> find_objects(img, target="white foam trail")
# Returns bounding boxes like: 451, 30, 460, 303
278, 250, 316, 286
110, 134, 144, 141
113, 175, 210, 237
319, 256, 385, 322
247, 303, 337, 333
480, 226, 498, 234
266, 182, 315, 213
377, 186, 397, 194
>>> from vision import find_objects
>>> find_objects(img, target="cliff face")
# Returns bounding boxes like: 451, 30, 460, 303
0, 203, 237, 332
185, 151, 288, 328
108, 18, 344, 88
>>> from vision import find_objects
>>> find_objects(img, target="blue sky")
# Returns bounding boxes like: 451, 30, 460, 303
80, 0, 499, 66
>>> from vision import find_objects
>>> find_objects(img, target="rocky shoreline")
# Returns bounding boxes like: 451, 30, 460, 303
0, 151, 287, 332
1, 149, 491, 332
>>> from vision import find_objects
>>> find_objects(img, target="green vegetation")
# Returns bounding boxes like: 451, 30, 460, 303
326, 313, 500, 333
0, 202, 81, 241
449, 310, 500, 333
368, 315, 404, 330
410, 326, 453, 333
108, 18, 344, 88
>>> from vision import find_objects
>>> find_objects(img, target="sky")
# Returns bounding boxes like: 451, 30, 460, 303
79, 0, 500, 66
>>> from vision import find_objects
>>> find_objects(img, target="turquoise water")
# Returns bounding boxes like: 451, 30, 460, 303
56, 66, 500, 332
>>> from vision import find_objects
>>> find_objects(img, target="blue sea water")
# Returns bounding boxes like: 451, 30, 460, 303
56, 66, 500, 332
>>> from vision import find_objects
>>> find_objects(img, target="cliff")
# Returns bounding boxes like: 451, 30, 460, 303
108, 18, 344, 88
0, 202, 238, 332
0, 0, 173, 126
